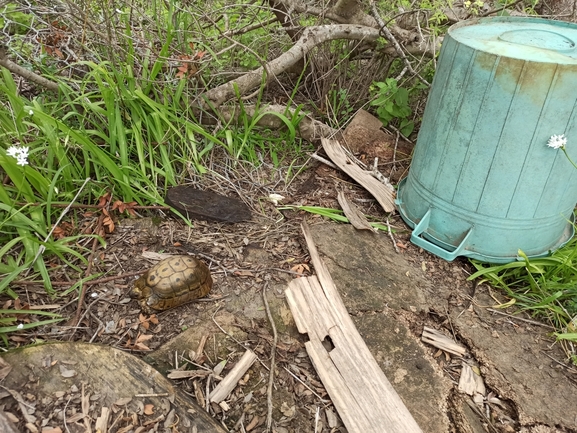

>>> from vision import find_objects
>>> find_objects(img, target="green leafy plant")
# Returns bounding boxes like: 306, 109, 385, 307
326, 87, 355, 129
370, 78, 415, 137
0, 3, 33, 35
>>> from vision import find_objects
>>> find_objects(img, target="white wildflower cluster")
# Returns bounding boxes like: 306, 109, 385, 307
268, 193, 285, 205
547, 134, 567, 150
6, 145, 30, 166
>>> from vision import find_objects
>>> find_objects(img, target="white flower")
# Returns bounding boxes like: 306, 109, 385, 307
6, 146, 18, 157
28, 110, 33, 116
268, 193, 285, 205
6, 145, 29, 166
547, 134, 567, 149
17, 323, 24, 330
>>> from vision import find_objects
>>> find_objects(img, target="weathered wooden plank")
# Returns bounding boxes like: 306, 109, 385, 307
283, 221, 424, 433
288, 278, 373, 432
322, 138, 396, 212
209, 350, 257, 403
337, 191, 374, 231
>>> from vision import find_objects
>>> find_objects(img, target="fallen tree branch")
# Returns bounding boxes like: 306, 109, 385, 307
201, 24, 379, 107
0, 44, 59, 92
272, 0, 419, 45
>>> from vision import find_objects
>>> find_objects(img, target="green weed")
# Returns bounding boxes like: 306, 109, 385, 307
469, 244, 577, 347
370, 78, 417, 137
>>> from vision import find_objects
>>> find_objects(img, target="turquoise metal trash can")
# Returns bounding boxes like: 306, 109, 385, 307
396, 17, 577, 263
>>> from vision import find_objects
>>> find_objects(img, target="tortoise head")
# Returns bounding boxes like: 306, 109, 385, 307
130, 273, 151, 300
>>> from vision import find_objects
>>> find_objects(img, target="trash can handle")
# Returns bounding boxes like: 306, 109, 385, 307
410, 209, 473, 262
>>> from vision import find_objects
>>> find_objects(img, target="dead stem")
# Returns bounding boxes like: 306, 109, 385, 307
262, 283, 277, 431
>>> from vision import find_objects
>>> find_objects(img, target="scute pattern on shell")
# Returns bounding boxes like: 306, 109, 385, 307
130, 255, 212, 313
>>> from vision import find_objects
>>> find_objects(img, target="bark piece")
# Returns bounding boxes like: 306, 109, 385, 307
322, 138, 396, 212
337, 191, 374, 231
166, 186, 251, 222
458, 362, 486, 397
94, 407, 110, 433
284, 221, 423, 433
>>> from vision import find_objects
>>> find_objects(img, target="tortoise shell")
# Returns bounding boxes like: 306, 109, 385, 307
130, 256, 212, 313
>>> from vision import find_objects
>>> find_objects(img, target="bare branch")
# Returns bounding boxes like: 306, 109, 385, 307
200, 24, 379, 107
369, 1, 430, 86
0, 44, 59, 92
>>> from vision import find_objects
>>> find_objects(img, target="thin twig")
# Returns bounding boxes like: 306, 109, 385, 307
71, 207, 106, 327
389, 128, 400, 178
540, 350, 577, 375
13, 270, 144, 287
476, 0, 525, 18
310, 152, 339, 170
486, 308, 555, 330
17, 202, 170, 211
63, 395, 72, 433
262, 283, 277, 432
368, 1, 430, 87
386, 218, 400, 253
282, 367, 330, 403
0, 44, 59, 92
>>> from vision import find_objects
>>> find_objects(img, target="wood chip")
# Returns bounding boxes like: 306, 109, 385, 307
322, 138, 396, 212
421, 326, 467, 356
284, 221, 423, 433
458, 361, 486, 398
337, 191, 374, 231
167, 370, 211, 380
208, 350, 257, 404
95, 407, 110, 433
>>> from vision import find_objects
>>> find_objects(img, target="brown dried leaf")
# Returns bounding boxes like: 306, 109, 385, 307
136, 333, 153, 344
234, 270, 254, 277
133, 342, 151, 351
143, 404, 154, 415
0, 358, 12, 381
41, 428, 62, 433
246, 415, 260, 431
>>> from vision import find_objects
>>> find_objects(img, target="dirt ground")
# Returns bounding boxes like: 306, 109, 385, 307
1, 134, 577, 433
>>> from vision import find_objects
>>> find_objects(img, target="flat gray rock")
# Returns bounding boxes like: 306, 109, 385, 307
310, 222, 577, 432
311, 223, 452, 432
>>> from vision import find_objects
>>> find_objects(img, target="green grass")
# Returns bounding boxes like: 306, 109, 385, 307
278, 205, 394, 232
469, 237, 577, 351
0, 1, 305, 345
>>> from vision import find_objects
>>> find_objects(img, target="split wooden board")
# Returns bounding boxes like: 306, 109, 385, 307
285, 222, 422, 433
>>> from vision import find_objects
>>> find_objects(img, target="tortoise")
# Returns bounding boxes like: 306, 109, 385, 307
130, 255, 212, 313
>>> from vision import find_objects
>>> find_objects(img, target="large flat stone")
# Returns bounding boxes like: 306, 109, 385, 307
311, 223, 452, 432
311, 222, 577, 432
